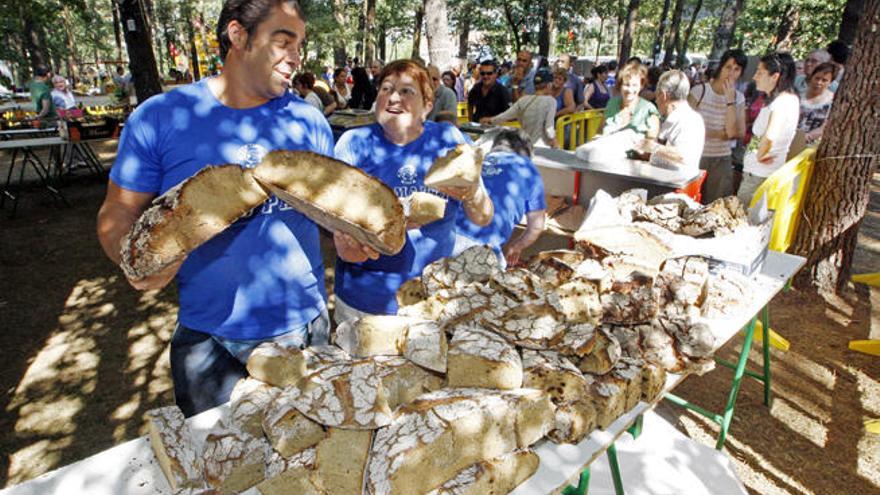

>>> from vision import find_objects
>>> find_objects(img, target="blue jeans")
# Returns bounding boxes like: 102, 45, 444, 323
170, 309, 330, 417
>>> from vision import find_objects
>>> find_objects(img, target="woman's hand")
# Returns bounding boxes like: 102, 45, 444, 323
722, 78, 736, 103
334, 231, 380, 263
436, 184, 478, 203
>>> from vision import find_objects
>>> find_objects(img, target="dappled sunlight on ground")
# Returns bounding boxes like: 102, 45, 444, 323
2, 267, 177, 486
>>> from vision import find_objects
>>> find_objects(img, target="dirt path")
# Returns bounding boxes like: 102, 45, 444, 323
0, 142, 877, 494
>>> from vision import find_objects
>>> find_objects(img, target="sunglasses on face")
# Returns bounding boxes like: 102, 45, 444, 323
480, 71, 495, 76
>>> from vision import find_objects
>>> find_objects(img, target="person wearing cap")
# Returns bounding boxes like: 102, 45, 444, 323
484, 68, 557, 148
29, 65, 57, 119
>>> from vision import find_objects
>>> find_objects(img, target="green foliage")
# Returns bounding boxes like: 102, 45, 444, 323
0, 0, 850, 80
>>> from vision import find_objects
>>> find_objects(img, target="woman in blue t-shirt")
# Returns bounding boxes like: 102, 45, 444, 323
333, 60, 494, 321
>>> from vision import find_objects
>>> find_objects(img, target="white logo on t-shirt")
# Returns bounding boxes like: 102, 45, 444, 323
397, 162, 418, 185
235, 143, 269, 169
482, 156, 502, 177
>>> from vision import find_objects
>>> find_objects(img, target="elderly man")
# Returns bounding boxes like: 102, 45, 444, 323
556, 54, 585, 108
51, 75, 77, 110
467, 59, 510, 122
794, 49, 836, 95
639, 70, 704, 172
508, 50, 536, 101
426, 64, 458, 124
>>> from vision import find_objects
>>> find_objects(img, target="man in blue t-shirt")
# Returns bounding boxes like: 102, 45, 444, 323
454, 128, 546, 267
97, 0, 338, 417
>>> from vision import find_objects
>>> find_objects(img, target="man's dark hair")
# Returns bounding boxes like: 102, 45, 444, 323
217, 0, 306, 61
607, 60, 618, 71
479, 59, 499, 70
826, 40, 849, 65
34, 65, 50, 78
490, 128, 533, 158
626, 56, 642, 65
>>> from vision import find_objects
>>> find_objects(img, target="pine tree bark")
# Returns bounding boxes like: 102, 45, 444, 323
838, 0, 864, 46
182, 3, 201, 81
663, 0, 685, 66
618, 0, 640, 67
424, 0, 454, 68
652, 0, 672, 64
119, 0, 163, 102
709, 0, 744, 61
791, 0, 880, 293
677, 0, 703, 67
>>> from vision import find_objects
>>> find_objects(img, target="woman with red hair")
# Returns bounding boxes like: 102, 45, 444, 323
332, 59, 494, 322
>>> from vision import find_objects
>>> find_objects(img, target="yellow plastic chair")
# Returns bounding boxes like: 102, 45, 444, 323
456, 102, 468, 125
745, 148, 817, 352
557, 110, 604, 203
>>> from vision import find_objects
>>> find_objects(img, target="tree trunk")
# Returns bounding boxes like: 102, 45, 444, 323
21, 7, 47, 71
502, 4, 522, 55
182, 4, 201, 81
791, 0, 880, 293
838, 0, 865, 46
62, 6, 79, 78
652, 0, 672, 64
595, 16, 605, 62
618, 0, 640, 67
112, 0, 124, 62
663, 0, 686, 66
424, 0, 454, 68
773, 3, 800, 52
119, 0, 163, 101
458, 15, 470, 59
332, 0, 347, 67
709, 0, 744, 61
379, 23, 387, 62
678, 0, 703, 67
412, 3, 424, 59
538, 2, 554, 58
365, 0, 376, 64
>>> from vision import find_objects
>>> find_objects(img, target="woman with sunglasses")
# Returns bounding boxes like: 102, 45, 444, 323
738, 53, 800, 205
332, 59, 493, 323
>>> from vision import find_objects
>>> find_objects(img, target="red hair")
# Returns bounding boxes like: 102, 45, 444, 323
377, 59, 434, 105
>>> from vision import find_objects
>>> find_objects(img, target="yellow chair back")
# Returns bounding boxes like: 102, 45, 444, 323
749, 147, 817, 253
457, 102, 468, 125
555, 109, 605, 150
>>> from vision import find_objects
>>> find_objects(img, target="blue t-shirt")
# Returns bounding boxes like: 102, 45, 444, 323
110, 79, 334, 340
334, 121, 470, 314
455, 151, 546, 252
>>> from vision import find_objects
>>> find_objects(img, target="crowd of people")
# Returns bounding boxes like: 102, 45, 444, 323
293, 38, 846, 206
92, 0, 851, 420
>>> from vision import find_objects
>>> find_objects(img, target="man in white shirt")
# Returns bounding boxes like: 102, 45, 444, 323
639, 70, 705, 172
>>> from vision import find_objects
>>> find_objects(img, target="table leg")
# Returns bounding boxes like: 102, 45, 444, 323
1, 147, 20, 210
562, 467, 591, 495
627, 414, 644, 439
23, 147, 69, 207
716, 317, 757, 450
607, 443, 625, 495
